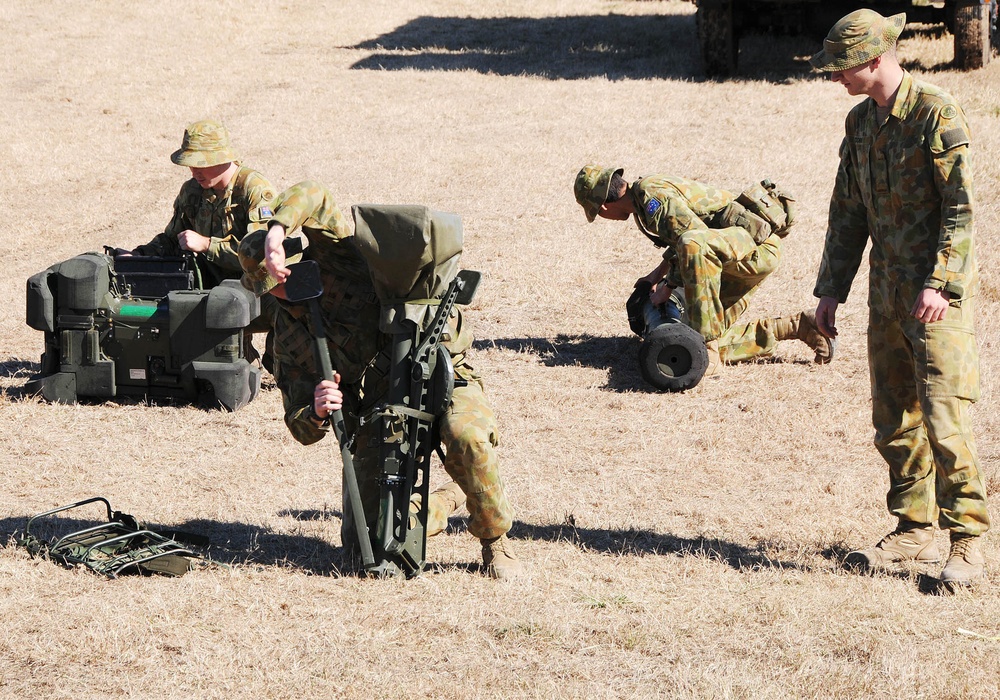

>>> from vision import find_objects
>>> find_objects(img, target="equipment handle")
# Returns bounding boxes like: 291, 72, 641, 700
306, 298, 376, 568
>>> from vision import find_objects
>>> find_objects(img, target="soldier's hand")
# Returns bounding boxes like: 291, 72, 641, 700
650, 284, 674, 306
313, 374, 343, 419
816, 296, 839, 338
265, 223, 290, 283
177, 230, 211, 253
911, 288, 950, 324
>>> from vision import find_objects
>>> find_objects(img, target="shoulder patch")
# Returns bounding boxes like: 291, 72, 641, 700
940, 127, 969, 151
941, 104, 958, 120
259, 206, 273, 218
646, 199, 661, 215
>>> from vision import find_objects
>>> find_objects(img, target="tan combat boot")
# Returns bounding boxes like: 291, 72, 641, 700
940, 533, 985, 587
481, 533, 524, 580
409, 481, 465, 538
705, 339, 722, 377
773, 311, 835, 364
844, 522, 940, 571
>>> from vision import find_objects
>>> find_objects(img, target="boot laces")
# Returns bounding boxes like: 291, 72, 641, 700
950, 535, 976, 559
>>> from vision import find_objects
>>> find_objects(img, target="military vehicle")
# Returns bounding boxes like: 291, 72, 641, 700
693, 0, 998, 76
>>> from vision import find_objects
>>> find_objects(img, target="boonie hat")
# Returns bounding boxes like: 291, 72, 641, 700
574, 165, 624, 223
170, 119, 239, 168
238, 230, 305, 296
810, 10, 906, 72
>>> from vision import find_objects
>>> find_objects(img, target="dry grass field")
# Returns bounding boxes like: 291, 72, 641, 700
2, 1, 1000, 698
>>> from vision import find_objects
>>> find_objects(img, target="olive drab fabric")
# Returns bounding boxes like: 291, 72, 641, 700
810, 9, 907, 72
134, 164, 277, 288
245, 181, 514, 543
170, 119, 239, 167
815, 70, 989, 536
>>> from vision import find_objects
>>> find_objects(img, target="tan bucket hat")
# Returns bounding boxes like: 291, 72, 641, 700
574, 165, 624, 223
170, 119, 238, 168
810, 10, 906, 72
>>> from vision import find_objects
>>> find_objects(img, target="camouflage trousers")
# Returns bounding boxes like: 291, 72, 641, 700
677, 228, 783, 357
869, 297, 990, 536
344, 373, 514, 543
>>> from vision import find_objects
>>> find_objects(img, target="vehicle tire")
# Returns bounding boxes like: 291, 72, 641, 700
953, 0, 992, 69
697, 0, 738, 77
638, 322, 709, 392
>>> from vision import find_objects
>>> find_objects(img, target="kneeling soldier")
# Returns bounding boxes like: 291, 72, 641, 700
575, 166, 834, 373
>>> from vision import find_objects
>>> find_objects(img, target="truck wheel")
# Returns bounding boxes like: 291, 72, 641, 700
954, 0, 992, 69
638, 323, 709, 392
697, 0, 737, 77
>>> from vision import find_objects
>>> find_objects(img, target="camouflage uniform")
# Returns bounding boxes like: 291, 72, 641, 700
814, 71, 990, 536
135, 120, 279, 343
628, 175, 786, 362
258, 181, 514, 541
135, 164, 277, 288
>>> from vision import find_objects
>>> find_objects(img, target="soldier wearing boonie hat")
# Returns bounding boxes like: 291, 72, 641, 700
574, 164, 834, 373
809, 9, 906, 72
239, 180, 523, 579
126, 119, 279, 369
169, 119, 240, 168
810, 10, 990, 588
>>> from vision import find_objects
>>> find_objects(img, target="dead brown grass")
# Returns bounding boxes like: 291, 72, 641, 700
2, 1, 1000, 698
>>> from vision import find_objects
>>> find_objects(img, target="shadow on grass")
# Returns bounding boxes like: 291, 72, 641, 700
0, 359, 41, 400
476, 334, 648, 393
1, 510, 960, 592
508, 518, 807, 572
346, 14, 819, 83
475, 334, 806, 393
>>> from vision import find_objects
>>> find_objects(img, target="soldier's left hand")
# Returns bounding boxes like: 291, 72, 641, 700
911, 288, 951, 324
649, 284, 674, 306
177, 230, 211, 253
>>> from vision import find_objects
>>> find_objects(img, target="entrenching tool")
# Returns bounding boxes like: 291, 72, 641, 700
282, 259, 376, 569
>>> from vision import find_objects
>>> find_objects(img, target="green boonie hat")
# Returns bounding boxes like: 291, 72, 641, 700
574, 165, 623, 223
810, 10, 906, 72
238, 230, 305, 296
170, 119, 239, 168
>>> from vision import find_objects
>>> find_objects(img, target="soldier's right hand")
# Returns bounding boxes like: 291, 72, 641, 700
313, 374, 343, 419
265, 223, 290, 283
816, 296, 839, 338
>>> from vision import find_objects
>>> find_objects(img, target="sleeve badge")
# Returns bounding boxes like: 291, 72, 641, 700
646, 199, 661, 215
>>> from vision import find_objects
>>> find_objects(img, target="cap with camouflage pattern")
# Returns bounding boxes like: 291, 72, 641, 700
574, 165, 624, 223
238, 229, 305, 296
810, 10, 906, 72
170, 119, 239, 168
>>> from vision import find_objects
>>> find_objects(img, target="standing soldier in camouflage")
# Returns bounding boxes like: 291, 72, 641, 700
127, 119, 279, 368
574, 166, 834, 371
238, 181, 523, 579
811, 10, 990, 587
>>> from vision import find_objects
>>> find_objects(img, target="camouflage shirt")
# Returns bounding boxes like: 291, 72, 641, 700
628, 175, 737, 288
268, 182, 475, 446
814, 71, 976, 313
136, 164, 276, 286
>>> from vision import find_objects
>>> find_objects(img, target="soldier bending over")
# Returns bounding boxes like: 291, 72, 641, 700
238, 181, 523, 579
574, 166, 834, 374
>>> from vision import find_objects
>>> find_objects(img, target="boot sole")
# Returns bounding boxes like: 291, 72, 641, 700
844, 550, 940, 572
